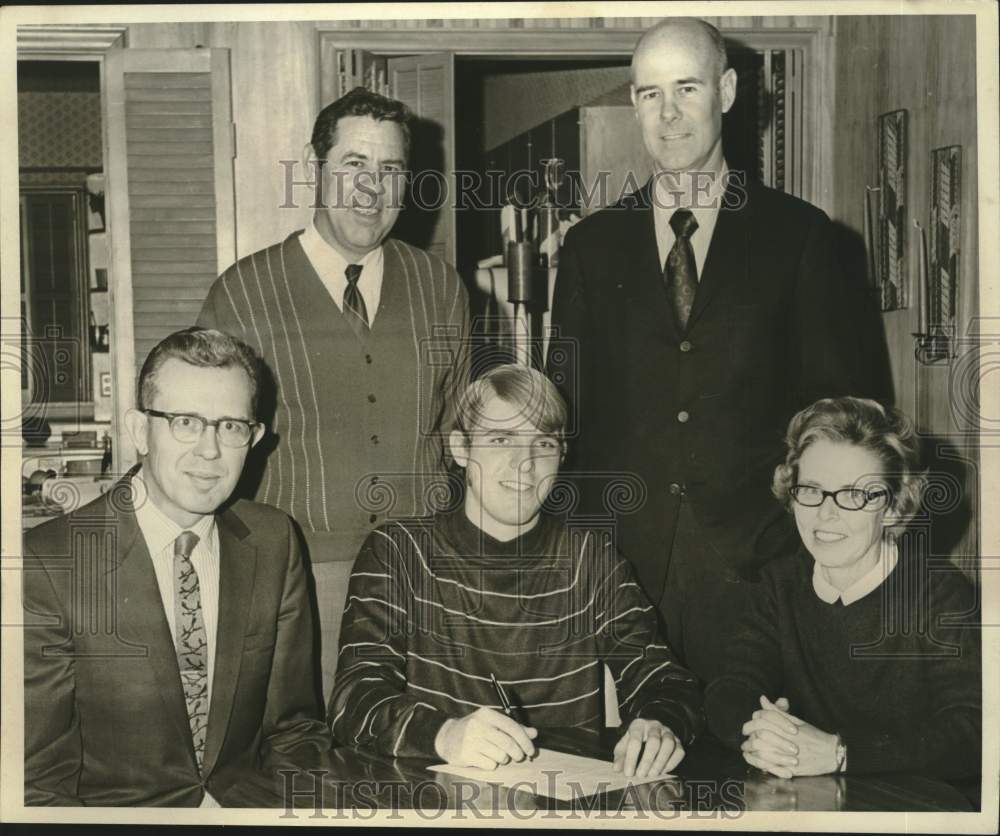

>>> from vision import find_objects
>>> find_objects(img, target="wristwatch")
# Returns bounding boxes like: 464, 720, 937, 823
834, 735, 848, 773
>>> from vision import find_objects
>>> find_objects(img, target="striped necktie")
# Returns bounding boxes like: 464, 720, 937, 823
174, 530, 208, 770
343, 263, 370, 341
664, 209, 699, 333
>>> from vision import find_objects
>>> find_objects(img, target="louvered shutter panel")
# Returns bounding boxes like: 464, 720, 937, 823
104, 48, 235, 470
387, 53, 455, 266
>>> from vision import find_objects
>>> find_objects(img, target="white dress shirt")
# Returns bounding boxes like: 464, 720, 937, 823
812, 537, 900, 606
298, 220, 384, 324
132, 474, 221, 807
652, 164, 729, 279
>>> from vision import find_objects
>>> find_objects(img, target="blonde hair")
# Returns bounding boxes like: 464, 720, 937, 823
454, 364, 567, 439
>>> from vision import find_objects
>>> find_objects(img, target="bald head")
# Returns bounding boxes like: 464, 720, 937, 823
629, 17, 737, 175
632, 19, 728, 84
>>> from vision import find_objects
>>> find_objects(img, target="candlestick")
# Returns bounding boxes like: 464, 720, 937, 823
913, 219, 929, 334
864, 186, 880, 290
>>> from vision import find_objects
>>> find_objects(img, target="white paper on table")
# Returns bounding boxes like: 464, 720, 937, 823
427, 748, 674, 801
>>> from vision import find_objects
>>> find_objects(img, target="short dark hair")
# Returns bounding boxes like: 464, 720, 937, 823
137, 327, 262, 418
772, 397, 924, 519
310, 86, 411, 162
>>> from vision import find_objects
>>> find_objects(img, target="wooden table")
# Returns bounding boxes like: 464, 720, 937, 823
215, 728, 975, 814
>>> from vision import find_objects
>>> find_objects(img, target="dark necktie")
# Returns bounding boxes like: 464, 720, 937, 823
664, 209, 699, 333
343, 263, 370, 341
174, 530, 208, 770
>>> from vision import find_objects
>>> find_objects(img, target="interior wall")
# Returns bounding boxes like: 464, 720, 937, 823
830, 14, 979, 567
831, 15, 978, 431
126, 22, 318, 261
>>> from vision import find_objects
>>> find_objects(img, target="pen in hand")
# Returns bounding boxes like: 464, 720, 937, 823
490, 672, 538, 761
490, 673, 513, 716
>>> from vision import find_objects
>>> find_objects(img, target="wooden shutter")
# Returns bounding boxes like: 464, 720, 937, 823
103, 48, 235, 470
388, 53, 456, 266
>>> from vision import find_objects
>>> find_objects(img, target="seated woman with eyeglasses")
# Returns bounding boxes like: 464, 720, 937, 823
704, 397, 980, 780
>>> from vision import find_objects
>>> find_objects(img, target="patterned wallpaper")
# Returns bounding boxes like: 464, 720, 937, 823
18, 91, 103, 169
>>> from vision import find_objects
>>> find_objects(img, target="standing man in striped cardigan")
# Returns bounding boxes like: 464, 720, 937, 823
198, 88, 470, 703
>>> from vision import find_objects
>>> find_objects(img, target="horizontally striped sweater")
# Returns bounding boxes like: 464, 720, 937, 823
329, 510, 704, 759
198, 233, 469, 562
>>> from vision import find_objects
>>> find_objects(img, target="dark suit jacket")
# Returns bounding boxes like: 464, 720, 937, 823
23, 470, 331, 806
549, 177, 888, 606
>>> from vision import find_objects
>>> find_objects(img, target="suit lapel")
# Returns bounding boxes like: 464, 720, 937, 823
109, 480, 196, 763
687, 180, 751, 329
618, 183, 682, 344
202, 507, 257, 775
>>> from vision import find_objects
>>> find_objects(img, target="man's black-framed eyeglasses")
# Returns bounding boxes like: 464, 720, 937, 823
790, 485, 889, 512
143, 409, 259, 448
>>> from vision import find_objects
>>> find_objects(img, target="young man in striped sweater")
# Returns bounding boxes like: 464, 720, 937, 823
330, 365, 702, 777
197, 88, 470, 703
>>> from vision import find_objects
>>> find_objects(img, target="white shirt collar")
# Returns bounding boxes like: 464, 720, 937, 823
299, 219, 381, 277
132, 472, 217, 558
812, 538, 899, 606
652, 162, 729, 212
298, 219, 384, 317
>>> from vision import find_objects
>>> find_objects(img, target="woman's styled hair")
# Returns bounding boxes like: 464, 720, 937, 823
454, 364, 567, 440
772, 396, 924, 519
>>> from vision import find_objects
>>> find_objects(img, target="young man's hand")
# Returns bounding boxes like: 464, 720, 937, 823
434, 707, 537, 769
612, 718, 685, 778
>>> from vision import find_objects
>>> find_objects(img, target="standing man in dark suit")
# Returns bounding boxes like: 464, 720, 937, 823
548, 19, 888, 685
23, 328, 331, 806
198, 88, 469, 702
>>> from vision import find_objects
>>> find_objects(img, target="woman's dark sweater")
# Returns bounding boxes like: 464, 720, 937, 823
704, 545, 980, 779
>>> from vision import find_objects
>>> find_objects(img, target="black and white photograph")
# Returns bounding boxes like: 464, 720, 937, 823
1, 2, 997, 830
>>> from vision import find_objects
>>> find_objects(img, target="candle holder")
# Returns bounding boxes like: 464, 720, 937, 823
507, 240, 542, 368
913, 329, 950, 364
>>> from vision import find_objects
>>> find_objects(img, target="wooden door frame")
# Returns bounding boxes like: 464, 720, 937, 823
316, 25, 832, 211
16, 26, 127, 431
17, 26, 128, 451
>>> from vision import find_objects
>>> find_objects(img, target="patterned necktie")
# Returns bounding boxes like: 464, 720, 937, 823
664, 209, 699, 333
343, 263, 370, 341
174, 530, 208, 770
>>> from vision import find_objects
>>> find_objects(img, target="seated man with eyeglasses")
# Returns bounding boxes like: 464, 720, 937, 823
704, 397, 980, 783
23, 327, 331, 806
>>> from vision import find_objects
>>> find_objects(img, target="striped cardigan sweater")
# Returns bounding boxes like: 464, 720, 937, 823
329, 510, 704, 759
197, 233, 469, 562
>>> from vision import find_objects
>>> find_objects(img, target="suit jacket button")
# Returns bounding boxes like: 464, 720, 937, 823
369, 514, 377, 523
677, 410, 690, 423
669, 482, 683, 496
679, 340, 692, 353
